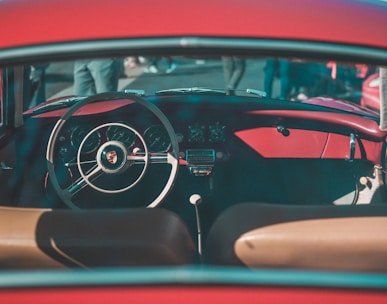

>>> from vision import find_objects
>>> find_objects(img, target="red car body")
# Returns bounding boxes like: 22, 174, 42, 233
1, 0, 387, 303
0, 0, 387, 49
361, 72, 380, 111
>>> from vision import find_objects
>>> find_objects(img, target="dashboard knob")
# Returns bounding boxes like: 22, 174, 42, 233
277, 125, 290, 136
189, 194, 202, 206
132, 147, 142, 154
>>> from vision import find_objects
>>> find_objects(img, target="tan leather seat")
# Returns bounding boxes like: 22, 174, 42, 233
0, 207, 197, 269
204, 203, 387, 272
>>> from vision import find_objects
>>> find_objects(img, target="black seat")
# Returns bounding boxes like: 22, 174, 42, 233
0, 207, 197, 269
203, 202, 387, 272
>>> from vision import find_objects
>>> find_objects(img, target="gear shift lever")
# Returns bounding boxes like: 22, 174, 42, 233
189, 194, 202, 256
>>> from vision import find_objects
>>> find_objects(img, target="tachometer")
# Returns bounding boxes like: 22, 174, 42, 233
106, 124, 136, 150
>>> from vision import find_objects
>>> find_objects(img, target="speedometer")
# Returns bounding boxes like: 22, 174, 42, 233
143, 125, 171, 152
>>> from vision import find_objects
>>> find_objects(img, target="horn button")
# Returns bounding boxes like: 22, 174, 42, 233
97, 141, 128, 173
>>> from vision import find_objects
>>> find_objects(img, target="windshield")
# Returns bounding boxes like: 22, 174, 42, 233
1, 50, 387, 281
22, 56, 379, 116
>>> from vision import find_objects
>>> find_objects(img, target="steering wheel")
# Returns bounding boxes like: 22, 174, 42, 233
46, 92, 179, 209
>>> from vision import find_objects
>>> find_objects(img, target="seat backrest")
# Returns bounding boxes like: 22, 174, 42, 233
203, 203, 387, 272
0, 206, 196, 269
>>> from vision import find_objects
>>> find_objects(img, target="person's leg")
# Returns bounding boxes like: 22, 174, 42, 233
278, 59, 290, 100
263, 58, 276, 98
74, 60, 95, 96
228, 57, 245, 90
89, 59, 120, 93
165, 57, 177, 74
222, 56, 234, 89
29, 65, 47, 107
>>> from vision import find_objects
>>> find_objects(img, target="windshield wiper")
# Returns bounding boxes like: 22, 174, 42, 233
27, 96, 87, 116
156, 87, 227, 95
123, 89, 146, 96
246, 88, 267, 97
156, 87, 268, 98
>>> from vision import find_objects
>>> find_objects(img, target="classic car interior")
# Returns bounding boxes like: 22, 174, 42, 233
2, 0, 387, 302
1, 54, 387, 272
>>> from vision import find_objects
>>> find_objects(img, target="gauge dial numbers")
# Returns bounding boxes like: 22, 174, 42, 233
70, 125, 101, 154
188, 124, 205, 143
106, 125, 136, 150
143, 125, 171, 152
209, 123, 226, 143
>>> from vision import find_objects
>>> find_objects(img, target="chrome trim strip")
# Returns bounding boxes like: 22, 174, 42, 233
1, 37, 387, 65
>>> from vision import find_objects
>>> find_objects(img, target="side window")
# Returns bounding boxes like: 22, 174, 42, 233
0, 68, 3, 128
0, 66, 29, 130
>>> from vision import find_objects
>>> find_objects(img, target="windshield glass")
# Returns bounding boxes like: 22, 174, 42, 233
1, 51, 387, 278
23, 56, 379, 115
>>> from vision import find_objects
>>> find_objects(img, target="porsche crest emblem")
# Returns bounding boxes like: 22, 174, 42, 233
106, 150, 118, 165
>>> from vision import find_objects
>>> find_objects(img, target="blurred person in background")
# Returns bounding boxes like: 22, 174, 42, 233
222, 56, 246, 95
263, 58, 290, 100
74, 58, 122, 96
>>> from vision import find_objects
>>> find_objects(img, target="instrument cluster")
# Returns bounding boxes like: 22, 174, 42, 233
56, 121, 227, 162
185, 122, 227, 144
57, 123, 172, 163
